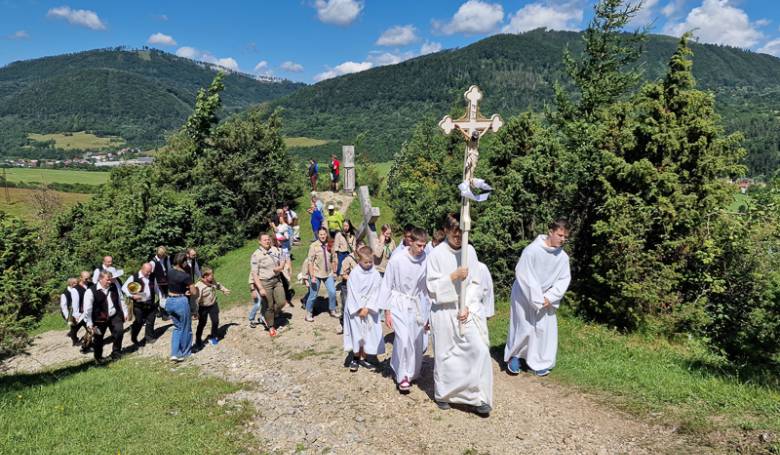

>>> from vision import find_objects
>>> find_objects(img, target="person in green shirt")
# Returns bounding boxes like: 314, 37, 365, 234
325, 204, 345, 238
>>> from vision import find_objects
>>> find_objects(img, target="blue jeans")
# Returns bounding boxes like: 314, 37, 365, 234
248, 296, 262, 322
167, 296, 192, 358
306, 275, 336, 314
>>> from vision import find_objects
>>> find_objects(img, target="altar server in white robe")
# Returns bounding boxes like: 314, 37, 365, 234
343, 246, 385, 372
381, 228, 429, 393
426, 213, 492, 415
504, 219, 571, 377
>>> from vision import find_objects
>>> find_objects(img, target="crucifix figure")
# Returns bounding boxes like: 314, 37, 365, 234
438, 85, 502, 334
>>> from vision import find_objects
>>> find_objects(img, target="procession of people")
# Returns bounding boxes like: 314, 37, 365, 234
57, 174, 571, 417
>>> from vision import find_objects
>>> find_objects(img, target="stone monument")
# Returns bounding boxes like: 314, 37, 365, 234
342, 145, 356, 194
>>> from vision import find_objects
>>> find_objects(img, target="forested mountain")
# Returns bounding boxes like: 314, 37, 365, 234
270, 30, 780, 175
0, 47, 305, 157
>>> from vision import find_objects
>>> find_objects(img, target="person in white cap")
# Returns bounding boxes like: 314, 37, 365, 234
325, 203, 344, 239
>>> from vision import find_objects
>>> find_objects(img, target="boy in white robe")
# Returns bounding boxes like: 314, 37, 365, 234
343, 246, 385, 371
426, 214, 493, 415
504, 219, 571, 377
380, 228, 429, 393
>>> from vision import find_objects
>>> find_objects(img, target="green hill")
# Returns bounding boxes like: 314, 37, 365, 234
0, 47, 305, 157
270, 30, 780, 175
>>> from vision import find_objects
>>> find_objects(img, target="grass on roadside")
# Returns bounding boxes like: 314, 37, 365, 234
0, 357, 256, 454
488, 299, 780, 444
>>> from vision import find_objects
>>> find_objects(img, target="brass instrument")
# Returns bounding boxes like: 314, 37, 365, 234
126, 281, 142, 322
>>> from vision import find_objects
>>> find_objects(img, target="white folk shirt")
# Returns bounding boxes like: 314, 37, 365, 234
122, 273, 152, 302
59, 286, 83, 322
83, 283, 128, 328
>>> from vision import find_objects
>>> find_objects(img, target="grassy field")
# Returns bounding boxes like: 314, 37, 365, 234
0, 358, 255, 454
2, 168, 109, 186
0, 187, 90, 221
27, 131, 124, 150
283, 136, 331, 148
488, 300, 780, 448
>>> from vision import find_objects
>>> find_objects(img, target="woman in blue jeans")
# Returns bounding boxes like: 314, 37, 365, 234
305, 227, 338, 322
166, 252, 198, 361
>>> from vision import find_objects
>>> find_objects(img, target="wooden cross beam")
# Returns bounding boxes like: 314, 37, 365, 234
355, 185, 380, 248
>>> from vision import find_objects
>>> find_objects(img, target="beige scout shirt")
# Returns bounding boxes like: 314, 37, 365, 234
340, 255, 358, 282
308, 241, 335, 279
195, 281, 222, 307
333, 232, 356, 253
251, 246, 282, 281
373, 237, 396, 273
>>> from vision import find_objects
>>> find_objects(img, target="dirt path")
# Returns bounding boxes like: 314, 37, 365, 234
4, 303, 708, 454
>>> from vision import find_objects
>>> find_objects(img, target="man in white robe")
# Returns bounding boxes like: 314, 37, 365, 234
426, 215, 493, 415
380, 228, 429, 393
343, 246, 385, 371
504, 219, 571, 377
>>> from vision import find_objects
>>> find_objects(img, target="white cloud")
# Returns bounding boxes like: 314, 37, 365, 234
254, 60, 269, 72
376, 25, 418, 46
755, 19, 771, 27
628, 0, 659, 28
280, 61, 304, 72
420, 41, 443, 55
502, 2, 584, 33
757, 38, 780, 57
661, 0, 687, 17
216, 57, 239, 71
314, 0, 363, 26
176, 46, 239, 71
314, 60, 373, 82
175, 46, 198, 59
147, 32, 176, 46
433, 0, 504, 35
155, 14, 169, 21
7, 30, 29, 40
368, 50, 415, 66
663, 0, 762, 48
47, 6, 106, 30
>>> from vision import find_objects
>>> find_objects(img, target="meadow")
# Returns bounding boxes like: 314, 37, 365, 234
0, 187, 90, 222
27, 131, 124, 150
283, 136, 331, 148
2, 168, 109, 186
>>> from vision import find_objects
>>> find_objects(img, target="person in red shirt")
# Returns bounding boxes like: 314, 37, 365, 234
330, 154, 340, 192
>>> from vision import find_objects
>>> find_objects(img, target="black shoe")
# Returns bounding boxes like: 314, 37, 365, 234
137, 339, 147, 348
146, 337, 157, 345
131, 337, 139, 345
349, 360, 359, 372
475, 402, 492, 415
71, 338, 79, 346
110, 352, 121, 361
358, 358, 377, 370
436, 401, 451, 410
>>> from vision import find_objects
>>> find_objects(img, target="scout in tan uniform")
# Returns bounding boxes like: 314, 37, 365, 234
194, 267, 231, 349
373, 224, 397, 276
251, 234, 287, 336
305, 227, 338, 322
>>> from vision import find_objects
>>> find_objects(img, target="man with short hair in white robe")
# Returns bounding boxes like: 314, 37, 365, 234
381, 228, 429, 393
343, 246, 385, 371
426, 214, 493, 416
504, 219, 571, 377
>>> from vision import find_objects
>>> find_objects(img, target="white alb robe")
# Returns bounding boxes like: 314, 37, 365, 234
343, 265, 385, 355
378, 249, 428, 383
504, 235, 571, 371
426, 243, 493, 408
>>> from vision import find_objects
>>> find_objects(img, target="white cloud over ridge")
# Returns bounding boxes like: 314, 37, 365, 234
757, 38, 780, 57
148, 32, 176, 46
176, 46, 239, 71
420, 41, 443, 55
377, 25, 418, 46
433, 0, 504, 36
502, 2, 584, 34
664, 0, 762, 48
315, 0, 363, 26
314, 61, 373, 82
47, 6, 106, 30
281, 61, 304, 72
7, 30, 30, 40
254, 60, 269, 72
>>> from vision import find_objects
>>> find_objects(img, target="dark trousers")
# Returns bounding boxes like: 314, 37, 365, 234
196, 304, 219, 342
68, 320, 87, 341
93, 312, 124, 360
280, 273, 293, 303
337, 280, 348, 327
131, 301, 156, 342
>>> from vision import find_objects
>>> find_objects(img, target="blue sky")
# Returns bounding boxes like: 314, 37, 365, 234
2, 0, 779, 83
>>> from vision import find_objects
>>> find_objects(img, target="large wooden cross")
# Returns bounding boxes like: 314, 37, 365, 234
355, 185, 380, 249
439, 85, 502, 329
